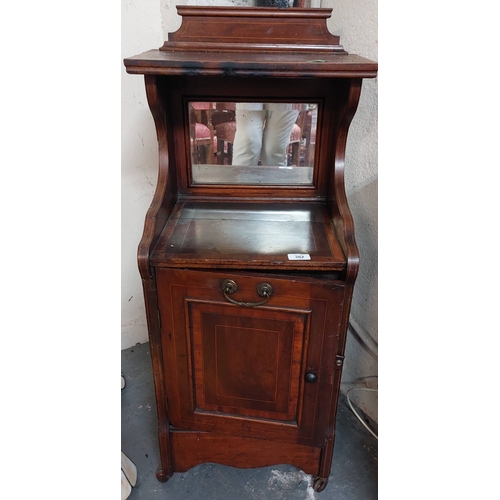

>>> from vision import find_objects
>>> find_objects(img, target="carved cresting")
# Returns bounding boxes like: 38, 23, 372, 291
124, 9, 376, 79
161, 6, 346, 54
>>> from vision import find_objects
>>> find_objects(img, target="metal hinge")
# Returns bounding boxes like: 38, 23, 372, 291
335, 355, 344, 369
157, 310, 161, 330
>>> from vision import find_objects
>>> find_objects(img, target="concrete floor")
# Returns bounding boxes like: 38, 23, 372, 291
121, 343, 377, 500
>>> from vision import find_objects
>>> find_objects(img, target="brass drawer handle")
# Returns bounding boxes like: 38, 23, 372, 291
221, 279, 273, 308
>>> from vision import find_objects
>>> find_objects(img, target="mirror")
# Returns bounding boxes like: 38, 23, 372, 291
188, 101, 318, 186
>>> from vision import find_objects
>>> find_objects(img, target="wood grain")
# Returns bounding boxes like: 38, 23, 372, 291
123, 5, 377, 485
156, 268, 346, 448
171, 430, 321, 475
164, 6, 344, 53
150, 201, 346, 271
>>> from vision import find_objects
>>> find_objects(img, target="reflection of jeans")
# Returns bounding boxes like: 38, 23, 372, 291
232, 103, 299, 167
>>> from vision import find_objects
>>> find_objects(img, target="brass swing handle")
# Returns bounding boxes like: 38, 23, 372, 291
221, 279, 273, 308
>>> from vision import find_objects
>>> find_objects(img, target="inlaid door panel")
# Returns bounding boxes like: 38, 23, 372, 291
156, 268, 346, 446
188, 300, 309, 422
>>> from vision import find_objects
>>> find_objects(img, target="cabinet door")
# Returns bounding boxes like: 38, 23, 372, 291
156, 268, 345, 447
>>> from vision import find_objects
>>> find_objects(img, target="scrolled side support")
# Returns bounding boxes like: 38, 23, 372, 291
137, 74, 176, 281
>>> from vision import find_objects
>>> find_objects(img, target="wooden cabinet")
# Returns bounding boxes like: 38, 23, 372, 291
157, 268, 345, 441
124, 6, 377, 493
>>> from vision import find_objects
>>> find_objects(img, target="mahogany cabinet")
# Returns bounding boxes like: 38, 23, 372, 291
124, 6, 377, 492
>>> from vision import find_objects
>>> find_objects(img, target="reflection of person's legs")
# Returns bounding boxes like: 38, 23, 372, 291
232, 104, 265, 166
261, 108, 299, 166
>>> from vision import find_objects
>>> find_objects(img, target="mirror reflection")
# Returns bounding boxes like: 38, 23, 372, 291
189, 101, 318, 185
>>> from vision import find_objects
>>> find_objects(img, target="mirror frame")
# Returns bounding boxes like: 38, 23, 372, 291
165, 75, 337, 200
187, 100, 320, 187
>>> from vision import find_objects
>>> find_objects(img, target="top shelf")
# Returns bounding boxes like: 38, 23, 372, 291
124, 6, 377, 78
124, 50, 377, 78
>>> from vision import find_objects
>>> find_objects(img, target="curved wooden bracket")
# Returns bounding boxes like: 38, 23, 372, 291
137, 75, 177, 281
327, 78, 363, 286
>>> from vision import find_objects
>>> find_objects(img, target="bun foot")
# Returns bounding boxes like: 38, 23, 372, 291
156, 470, 170, 483
312, 476, 328, 492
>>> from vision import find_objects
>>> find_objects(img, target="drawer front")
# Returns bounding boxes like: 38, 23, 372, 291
156, 268, 345, 446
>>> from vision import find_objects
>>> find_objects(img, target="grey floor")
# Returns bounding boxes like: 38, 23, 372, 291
121, 343, 377, 500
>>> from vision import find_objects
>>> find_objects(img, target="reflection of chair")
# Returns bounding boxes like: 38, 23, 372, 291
287, 111, 307, 166
288, 109, 318, 167
213, 103, 237, 165
214, 121, 236, 165
303, 110, 316, 166
190, 102, 215, 164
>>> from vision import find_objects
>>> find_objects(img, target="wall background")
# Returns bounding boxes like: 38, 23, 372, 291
121, 0, 378, 422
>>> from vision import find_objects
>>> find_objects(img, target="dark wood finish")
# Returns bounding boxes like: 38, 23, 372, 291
125, 50, 377, 78
170, 431, 321, 475
124, 5, 377, 490
138, 75, 178, 281
162, 6, 345, 54
166, 75, 332, 200
150, 201, 346, 271
156, 268, 346, 448
124, 8, 377, 78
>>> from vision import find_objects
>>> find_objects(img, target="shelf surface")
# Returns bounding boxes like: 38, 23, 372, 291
150, 201, 346, 271
124, 49, 377, 78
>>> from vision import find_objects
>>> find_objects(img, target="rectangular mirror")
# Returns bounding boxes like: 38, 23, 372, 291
188, 101, 318, 186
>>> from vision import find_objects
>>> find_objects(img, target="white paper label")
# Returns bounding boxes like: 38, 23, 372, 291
287, 253, 311, 261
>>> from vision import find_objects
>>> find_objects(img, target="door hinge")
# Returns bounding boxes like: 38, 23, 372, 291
157, 310, 161, 330
335, 355, 344, 369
